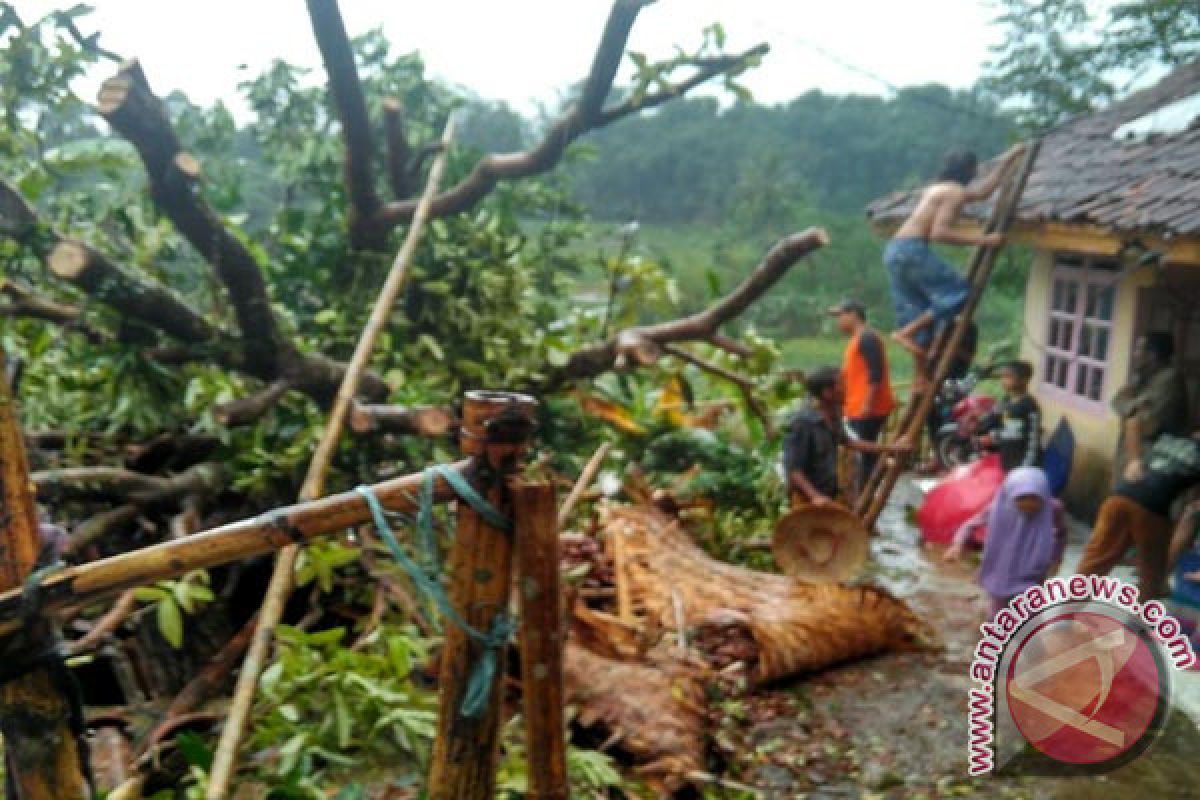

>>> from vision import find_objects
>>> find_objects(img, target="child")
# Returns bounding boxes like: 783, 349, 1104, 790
979, 360, 1042, 472
944, 467, 1067, 618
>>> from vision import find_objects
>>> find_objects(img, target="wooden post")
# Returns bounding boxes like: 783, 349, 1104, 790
513, 481, 567, 800
428, 391, 536, 800
0, 347, 91, 800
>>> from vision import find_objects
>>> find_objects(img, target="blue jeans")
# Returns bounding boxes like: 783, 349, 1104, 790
884, 238, 970, 347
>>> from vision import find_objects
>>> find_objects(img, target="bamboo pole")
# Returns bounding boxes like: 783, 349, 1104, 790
206, 115, 457, 799
514, 480, 567, 800
556, 442, 611, 529
855, 141, 1041, 528
428, 391, 537, 800
0, 347, 91, 800
0, 463, 466, 638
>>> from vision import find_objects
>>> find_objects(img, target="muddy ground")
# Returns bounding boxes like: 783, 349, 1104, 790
716, 478, 1200, 800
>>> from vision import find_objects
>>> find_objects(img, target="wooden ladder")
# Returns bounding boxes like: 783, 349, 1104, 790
854, 141, 1042, 529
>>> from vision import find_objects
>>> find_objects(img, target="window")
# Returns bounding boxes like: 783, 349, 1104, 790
1043, 255, 1117, 405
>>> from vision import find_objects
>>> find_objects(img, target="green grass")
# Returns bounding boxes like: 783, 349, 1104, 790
780, 337, 916, 385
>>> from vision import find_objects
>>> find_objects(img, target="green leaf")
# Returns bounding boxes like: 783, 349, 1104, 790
157, 598, 185, 649
133, 587, 168, 603
175, 730, 214, 770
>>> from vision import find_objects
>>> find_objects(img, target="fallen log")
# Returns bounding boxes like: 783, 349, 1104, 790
564, 642, 707, 794
603, 506, 929, 684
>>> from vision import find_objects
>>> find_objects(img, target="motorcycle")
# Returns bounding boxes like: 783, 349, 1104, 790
931, 370, 996, 469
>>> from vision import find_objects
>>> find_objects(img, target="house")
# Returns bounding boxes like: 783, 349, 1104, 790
866, 61, 1200, 518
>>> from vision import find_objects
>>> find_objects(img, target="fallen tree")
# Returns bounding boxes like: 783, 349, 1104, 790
602, 506, 931, 685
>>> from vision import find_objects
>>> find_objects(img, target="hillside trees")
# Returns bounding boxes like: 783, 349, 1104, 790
984, 0, 1200, 129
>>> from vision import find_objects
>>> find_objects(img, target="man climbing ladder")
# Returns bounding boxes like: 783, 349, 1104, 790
856, 141, 1042, 530
886, 144, 1027, 392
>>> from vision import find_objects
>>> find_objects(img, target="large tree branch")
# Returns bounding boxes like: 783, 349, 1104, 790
545, 228, 828, 386
0, 279, 111, 344
363, 2, 766, 234
305, 0, 382, 246
382, 98, 413, 199
0, 179, 216, 345
34, 462, 225, 506
97, 60, 284, 375
594, 44, 769, 125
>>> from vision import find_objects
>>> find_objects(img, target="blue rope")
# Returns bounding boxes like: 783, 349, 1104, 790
355, 465, 514, 719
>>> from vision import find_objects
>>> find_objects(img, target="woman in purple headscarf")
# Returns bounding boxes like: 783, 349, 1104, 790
944, 467, 1068, 618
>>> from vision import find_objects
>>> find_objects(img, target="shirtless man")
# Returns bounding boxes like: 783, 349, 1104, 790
886, 144, 1026, 389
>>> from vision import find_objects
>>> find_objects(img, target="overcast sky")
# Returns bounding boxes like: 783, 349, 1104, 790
20, 1, 1002, 114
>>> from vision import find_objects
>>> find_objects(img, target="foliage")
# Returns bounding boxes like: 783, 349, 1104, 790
641, 427, 779, 513
133, 570, 215, 649
983, 0, 1200, 130
567, 88, 1014, 222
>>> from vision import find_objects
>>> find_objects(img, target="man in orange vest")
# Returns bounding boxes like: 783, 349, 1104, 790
831, 299, 897, 490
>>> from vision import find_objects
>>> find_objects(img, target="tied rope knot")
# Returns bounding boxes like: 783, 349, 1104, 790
355, 464, 514, 719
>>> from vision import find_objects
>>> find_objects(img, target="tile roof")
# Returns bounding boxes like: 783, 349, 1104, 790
865, 61, 1200, 239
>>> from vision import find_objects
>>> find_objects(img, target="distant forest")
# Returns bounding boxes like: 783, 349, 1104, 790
565, 86, 1015, 224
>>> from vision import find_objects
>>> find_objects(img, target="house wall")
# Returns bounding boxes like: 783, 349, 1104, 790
1019, 251, 1153, 519
1020, 246, 1200, 520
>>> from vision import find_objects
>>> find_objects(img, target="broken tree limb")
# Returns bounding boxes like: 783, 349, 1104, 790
365, 0, 768, 233
98, 60, 282, 374
47, 240, 215, 344
707, 333, 753, 358
212, 380, 291, 428
513, 481, 567, 800
0, 279, 110, 344
548, 228, 828, 386
65, 506, 139, 557
0, 461, 470, 638
207, 116, 458, 800
348, 402, 457, 437
557, 442, 612, 529
0, 347, 91, 800
64, 589, 138, 656
34, 462, 224, 507
305, 0, 382, 247
140, 616, 257, 759
382, 98, 414, 199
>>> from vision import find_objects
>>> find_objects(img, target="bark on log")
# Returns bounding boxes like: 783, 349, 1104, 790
212, 381, 290, 428
550, 229, 828, 386
564, 642, 707, 793
348, 402, 456, 437
603, 506, 929, 684
47, 240, 215, 343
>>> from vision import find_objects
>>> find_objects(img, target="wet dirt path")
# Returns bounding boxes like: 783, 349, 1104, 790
736, 478, 1200, 799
